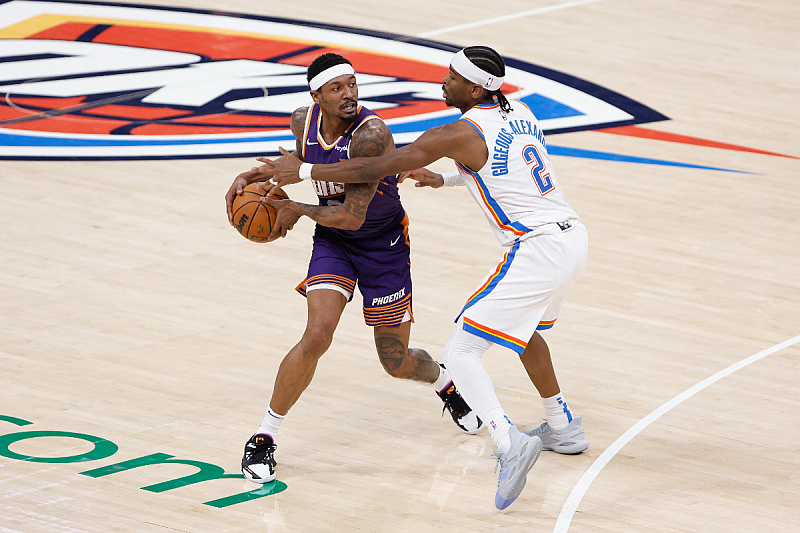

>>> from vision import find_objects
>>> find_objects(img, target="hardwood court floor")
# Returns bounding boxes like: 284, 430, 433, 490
1, 0, 798, 532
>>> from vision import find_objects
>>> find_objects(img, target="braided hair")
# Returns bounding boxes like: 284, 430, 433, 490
307, 53, 352, 85
463, 46, 512, 113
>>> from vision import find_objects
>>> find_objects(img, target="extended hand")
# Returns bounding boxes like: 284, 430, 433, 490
398, 168, 444, 188
256, 147, 304, 189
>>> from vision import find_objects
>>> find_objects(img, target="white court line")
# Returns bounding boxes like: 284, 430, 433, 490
416, 0, 603, 38
554, 334, 800, 533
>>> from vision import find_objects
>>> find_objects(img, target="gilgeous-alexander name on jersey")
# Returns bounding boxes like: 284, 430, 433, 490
456, 100, 578, 247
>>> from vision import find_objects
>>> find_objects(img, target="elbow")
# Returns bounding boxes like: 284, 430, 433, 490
322, 211, 365, 231
339, 215, 365, 231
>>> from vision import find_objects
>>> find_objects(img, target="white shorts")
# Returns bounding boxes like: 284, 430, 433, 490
456, 220, 588, 354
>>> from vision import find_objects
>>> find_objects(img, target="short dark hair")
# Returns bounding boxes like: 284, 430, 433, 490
463, 46, 512, 112
307, 53, 353, 84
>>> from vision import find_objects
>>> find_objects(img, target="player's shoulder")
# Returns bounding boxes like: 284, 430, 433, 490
290, 106, 311, 137
510, 99, 530, 113
506, 99, 538, 122
352, 108, 392, 138
354, 114, 390, 135
350, 114, 395, 157
291, 106, 310, 126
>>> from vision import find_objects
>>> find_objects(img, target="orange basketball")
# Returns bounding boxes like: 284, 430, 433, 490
231, 182, 289, 242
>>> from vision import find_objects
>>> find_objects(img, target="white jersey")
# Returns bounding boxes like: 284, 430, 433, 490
456, 100, 578, 247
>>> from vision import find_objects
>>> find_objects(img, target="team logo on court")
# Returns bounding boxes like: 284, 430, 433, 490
0, 0, 667, 160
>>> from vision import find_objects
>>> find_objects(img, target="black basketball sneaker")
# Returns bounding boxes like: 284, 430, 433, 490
437, 366, 485, 435
241, 433, 277, 483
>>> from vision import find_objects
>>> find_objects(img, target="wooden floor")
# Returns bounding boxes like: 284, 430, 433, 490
2, 0, 799, 531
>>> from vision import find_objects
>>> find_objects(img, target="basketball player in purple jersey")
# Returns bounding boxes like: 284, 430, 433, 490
225, 53, 483, 485
253, 46, 589, 509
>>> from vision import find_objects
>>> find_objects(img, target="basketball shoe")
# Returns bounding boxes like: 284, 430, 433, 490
493, 426, 543, 510
241, 433, 277, 483
437, 370, 484, 434
524, 416, 588, 455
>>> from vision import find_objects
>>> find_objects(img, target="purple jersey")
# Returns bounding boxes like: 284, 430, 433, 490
301, 104, 402, 238
295, 103, 413, 326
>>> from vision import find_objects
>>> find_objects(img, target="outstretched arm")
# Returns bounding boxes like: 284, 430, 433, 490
261, 118, 395, 238
262, 119, 488, 188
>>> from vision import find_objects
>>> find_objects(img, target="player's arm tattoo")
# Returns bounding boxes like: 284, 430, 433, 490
350, 120, 395, 158
294, 118, 392, 230
290, 107, 308, 159
342, 181, 378, 220
292, 181, 377, 230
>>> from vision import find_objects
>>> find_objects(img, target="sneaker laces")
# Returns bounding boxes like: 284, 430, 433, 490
245, 436, 277, 467
529, 420, 549, 435
439, 383, 470, 418
441, 395, 454, 418
491, 450, 505, 474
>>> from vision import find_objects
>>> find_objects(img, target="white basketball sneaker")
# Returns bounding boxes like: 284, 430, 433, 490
493, 426, 543, 510
524, 416, 588, 455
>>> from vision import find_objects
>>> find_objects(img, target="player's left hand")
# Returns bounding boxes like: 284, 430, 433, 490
398, 168, 444, 188
225, 168, 260, 225
256, 147, 303, 188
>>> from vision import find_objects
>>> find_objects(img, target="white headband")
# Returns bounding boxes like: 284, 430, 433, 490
450, 49, 505, 92
308, 63, 356, 91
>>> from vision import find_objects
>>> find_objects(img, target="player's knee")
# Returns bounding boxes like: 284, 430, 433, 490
441, 328, 490, 368
410, 347, 432, 362
384, 367, 410, 379
299, 326, 335, 357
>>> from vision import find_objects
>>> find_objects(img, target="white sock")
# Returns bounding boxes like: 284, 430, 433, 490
257, 407, 284, 438
487, 410, 513, 452
441, 321, 514, 452
542, 392, 573, 431
433, 363, 452, 393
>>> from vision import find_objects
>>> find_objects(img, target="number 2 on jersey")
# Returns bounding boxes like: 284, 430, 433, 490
522, 144, 554, 195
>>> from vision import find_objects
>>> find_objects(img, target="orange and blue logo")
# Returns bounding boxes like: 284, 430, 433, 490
0, 0, 794, 168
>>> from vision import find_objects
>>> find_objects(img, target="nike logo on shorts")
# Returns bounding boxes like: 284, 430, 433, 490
390, 235, 401, 246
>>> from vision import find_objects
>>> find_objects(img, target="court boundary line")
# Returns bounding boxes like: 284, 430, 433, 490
416, 0, 603, 37
554, 333, 800, 532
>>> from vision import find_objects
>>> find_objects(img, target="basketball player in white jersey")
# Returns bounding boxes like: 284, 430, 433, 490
255, 46, 589, 510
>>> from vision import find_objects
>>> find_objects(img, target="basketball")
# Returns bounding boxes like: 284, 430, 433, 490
231, 181, 289, 242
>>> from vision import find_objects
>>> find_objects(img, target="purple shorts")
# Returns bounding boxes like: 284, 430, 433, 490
296, 211, 413, 327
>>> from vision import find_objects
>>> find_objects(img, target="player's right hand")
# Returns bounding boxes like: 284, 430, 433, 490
398, 168, 444, 188
261, 196, 301, 241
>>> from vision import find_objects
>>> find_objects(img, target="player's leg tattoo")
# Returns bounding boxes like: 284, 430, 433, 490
374, 331, 439, 383
376, 335, 406, 372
